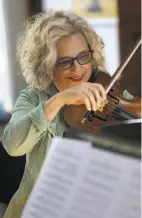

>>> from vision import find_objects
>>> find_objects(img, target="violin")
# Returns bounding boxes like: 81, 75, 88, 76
64, 38, 142, 132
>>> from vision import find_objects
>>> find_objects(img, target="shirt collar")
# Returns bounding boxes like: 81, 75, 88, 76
45, 81, 59, 97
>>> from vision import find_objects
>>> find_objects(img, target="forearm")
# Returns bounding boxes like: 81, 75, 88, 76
2, 87, 65, 157
43, 92, 65, 122
2, 103, 48, 156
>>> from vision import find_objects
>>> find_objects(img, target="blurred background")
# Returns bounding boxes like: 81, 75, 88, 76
0, 0, 141, 216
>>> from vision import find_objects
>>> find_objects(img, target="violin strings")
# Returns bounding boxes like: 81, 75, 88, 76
94, 104, 126, 121
111, 105, 138, 119
115, 106, 139, 119
106, 104, 137, 120
101, 103, 138, 120
99, 103, 126, 120
107, 106, 132, 119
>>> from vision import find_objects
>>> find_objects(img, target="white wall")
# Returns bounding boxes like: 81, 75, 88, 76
87, 18, 120, 74
42, 0, 71, 10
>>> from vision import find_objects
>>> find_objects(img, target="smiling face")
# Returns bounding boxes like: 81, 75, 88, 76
53, 33, 92, 91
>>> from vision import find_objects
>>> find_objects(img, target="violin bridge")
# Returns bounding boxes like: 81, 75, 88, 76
98, 99, 108, 112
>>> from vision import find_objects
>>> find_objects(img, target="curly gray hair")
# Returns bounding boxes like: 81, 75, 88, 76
17, 10, 106, 91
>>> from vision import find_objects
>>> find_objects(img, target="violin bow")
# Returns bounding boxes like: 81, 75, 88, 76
82, 37, 142, 123
106, 37, 142, 93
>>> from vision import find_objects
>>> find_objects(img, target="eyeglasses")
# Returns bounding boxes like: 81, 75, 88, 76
56, 50, 94, 71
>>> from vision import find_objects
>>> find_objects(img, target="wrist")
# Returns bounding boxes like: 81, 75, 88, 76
43, 92, 65, 113
57, 90, 68, 106
43, 92, 65, 122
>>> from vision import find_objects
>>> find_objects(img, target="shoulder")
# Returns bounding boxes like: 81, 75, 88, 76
20, 85, 40, 96
18, 85, 49, 106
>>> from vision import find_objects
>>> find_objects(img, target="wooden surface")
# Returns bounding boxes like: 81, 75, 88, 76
118, 0, 141, 97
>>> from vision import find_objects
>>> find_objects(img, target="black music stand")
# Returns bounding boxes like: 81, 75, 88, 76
65, 119, 141, 158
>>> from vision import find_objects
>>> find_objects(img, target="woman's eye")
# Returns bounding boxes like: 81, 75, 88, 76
80, 52, 89, 58
59, 60, 71, 65
79, 54, 88, 60
80, 53, 87, 57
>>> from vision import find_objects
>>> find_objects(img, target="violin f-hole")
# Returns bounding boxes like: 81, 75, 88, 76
108, 93, 119, 104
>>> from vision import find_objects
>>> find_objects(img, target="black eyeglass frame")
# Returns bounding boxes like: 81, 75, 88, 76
55, 49, 94, 70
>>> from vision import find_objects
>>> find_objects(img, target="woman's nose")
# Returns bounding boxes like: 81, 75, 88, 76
72, 60, 82, 72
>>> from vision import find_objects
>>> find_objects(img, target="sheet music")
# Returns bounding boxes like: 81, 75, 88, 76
21, 137, 141, 218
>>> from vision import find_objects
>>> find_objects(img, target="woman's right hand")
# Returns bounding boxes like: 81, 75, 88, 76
60, 82, 107, 111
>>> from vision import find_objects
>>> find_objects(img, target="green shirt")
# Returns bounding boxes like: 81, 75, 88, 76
2, 82, 66, 218
2, 80, 133, 218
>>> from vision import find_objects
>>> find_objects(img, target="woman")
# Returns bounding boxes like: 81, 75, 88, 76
2, 10, 123, 218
